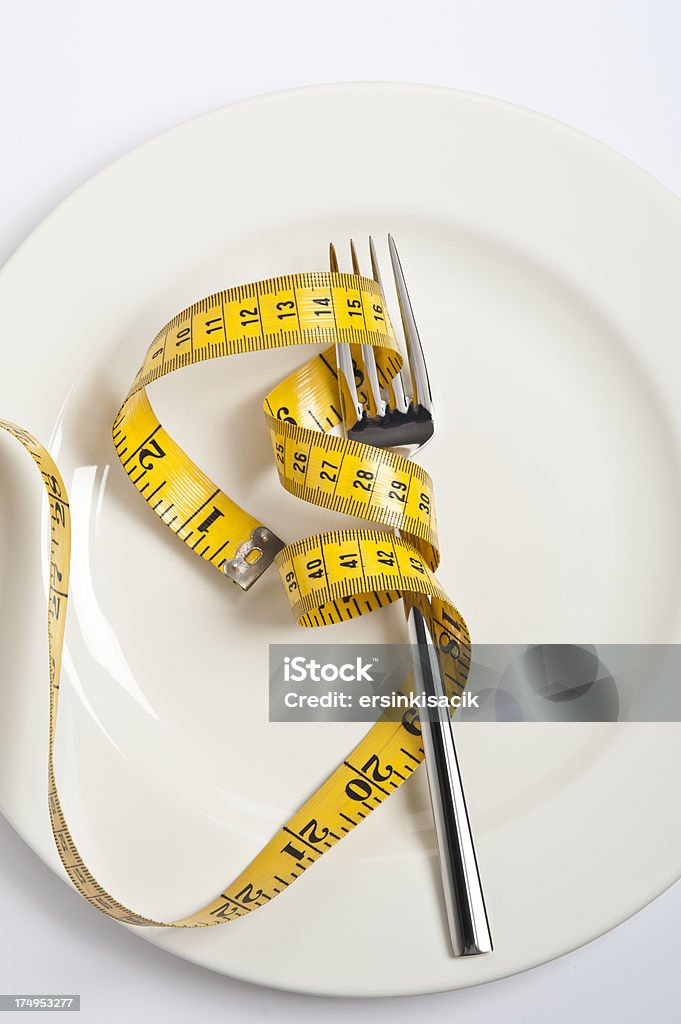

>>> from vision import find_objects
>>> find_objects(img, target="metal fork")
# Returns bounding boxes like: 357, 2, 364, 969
331, 235, 493, 957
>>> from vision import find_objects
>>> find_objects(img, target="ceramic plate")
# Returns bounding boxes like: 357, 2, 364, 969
1, 83, 681, 996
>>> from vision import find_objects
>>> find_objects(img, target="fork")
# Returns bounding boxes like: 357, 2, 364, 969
331, 235, 493, 957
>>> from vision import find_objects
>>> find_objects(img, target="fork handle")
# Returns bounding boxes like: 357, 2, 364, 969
407, 605, 493, 957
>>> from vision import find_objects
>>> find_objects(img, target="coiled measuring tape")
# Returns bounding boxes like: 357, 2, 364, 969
0, 270, 470, 927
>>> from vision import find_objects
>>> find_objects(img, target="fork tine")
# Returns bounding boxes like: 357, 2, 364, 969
350, 238, 361, 276
388, 234, 433, 415
330, 241, 363, 424
349, 239, 386, 418
371, 236, 409, 414
369, 235, 382, 287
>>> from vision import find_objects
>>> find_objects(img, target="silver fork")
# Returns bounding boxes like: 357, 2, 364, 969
331, 235, 493, 957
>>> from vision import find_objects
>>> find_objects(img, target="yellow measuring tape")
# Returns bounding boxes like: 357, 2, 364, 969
1, 270, 470, 927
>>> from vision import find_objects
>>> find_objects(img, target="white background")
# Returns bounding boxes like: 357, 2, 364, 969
1, 1, 681, 1020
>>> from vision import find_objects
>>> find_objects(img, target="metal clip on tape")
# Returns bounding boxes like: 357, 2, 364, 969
223, 526, 286, 589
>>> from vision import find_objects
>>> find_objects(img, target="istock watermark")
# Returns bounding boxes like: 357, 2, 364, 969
283, 655, 378, 683
269, 644, 681, 723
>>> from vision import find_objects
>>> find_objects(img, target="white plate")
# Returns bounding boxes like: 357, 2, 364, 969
2, 83, 681, 998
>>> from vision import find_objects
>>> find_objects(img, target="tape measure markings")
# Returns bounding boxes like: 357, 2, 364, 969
1, 267, 470, 931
